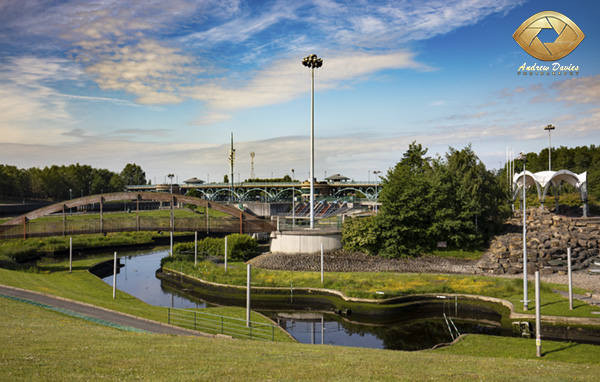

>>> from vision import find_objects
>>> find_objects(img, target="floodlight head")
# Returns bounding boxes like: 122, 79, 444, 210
302, 54, 323, 69
544, 124, 555, 131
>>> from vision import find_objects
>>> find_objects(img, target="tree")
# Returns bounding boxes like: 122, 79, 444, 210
371, 142, 509, 258
377, 142, 434, 257
120, 163, 146, 185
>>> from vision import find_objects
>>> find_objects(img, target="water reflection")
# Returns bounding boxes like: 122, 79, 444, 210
100, 248, 207, 309
97, 248, 513, 350
271, 312, 509, 350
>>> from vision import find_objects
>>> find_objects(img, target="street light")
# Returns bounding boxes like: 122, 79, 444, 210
291, 169, 296, 228
167, 174, 174, 194
516, 152, 529, 311
302, 53, 323, 229
373, 171, 381, 215
544, 124, 555, 171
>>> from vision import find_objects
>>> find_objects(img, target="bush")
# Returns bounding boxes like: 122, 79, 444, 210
171, 234, 258, 262
342, 216, 380, 255
199, 237, 224, 257
226, 234, 259, 261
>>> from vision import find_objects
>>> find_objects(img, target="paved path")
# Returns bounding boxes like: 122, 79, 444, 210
552, 288, 600, 307
0, 284, 209, 337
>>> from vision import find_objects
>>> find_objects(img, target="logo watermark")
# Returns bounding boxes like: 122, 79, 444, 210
513, 11, 585, 61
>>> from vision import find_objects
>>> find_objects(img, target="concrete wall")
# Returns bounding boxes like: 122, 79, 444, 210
270, 230, 342, 254
242, 202, 291, 217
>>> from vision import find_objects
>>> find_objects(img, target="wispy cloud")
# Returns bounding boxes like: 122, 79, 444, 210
554, 74, 600, 104
189, 50, 427, 112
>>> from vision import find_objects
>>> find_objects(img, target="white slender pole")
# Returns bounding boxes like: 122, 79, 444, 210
310, 66, 315, 229
224, 236, 228, 274
69, 237, 72, 273
568, 247, 573, 310
170, 231, 173, 256
112, 251, 117, 299
321, 316, 324, 345
535, 271, 542, 357
246, 264, 251, 327
194, 231, 198, 267
523, 163, 528, 311
320, 243, 324, 284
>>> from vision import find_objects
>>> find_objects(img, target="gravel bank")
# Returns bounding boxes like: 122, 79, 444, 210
250, 250, 600, 294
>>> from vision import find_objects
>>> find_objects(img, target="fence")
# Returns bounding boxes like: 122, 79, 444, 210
0, 215, 274, 240
167, 307, 277, 341
275, 216, 343, 231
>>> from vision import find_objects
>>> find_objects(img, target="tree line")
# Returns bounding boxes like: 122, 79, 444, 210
0, 163, 147, 202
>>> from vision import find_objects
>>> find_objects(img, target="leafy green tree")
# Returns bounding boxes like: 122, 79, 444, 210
377, 142, 434, 257
120, 163, 146, 185
109, 173, 125, 192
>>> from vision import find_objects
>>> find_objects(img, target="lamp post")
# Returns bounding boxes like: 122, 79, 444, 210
544, 124, 555, 171
291, 169, 296, 228
302, 54, 323, 229
167, 174, 174, 193
373, 171, 381, 215
516, 152, 529, 311
69, 188, 72, 215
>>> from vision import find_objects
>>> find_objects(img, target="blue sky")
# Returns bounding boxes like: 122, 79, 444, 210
1, 0, 598, 184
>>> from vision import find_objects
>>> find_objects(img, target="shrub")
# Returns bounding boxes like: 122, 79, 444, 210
226, 234, 259, 261
199, 237, 224, 257
342, 216, 380, 255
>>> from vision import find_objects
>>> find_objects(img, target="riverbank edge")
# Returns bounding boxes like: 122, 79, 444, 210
159, 266, 600, 328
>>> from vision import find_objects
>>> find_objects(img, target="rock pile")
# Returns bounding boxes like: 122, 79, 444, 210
478, 209, 600, 275
250, 250, 478, 274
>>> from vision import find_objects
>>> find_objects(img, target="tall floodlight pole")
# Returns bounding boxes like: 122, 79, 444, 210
516, 152, 529, 311
302, 54, 323, 229
229, 133, 236, 202
544, 125, 555, 171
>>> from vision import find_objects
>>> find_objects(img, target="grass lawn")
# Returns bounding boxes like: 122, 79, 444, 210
429, 249, 485, 260
0, 256, 291, 342
163, 258, 600, 319
1, 296, 599, 381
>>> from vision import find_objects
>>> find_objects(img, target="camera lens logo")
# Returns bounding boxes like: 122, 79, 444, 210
513, 11, 584, 61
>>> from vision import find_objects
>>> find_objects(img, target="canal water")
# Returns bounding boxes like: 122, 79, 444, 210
100, 248, 512, 350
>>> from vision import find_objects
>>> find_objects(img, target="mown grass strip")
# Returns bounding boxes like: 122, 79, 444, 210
1, 297, 599, 382
163, 258, 600, 318
0, 256, 292, 342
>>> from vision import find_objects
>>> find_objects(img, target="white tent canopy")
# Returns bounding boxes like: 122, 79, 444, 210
513, 170, 588, 216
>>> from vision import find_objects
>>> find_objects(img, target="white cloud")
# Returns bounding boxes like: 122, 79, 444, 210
554, 75, 600, 104
189, 50, 427, 112
0, 57, 82, 145
84, 39, 196, 105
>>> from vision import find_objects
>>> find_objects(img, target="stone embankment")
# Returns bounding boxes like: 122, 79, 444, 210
250, 250, 478, 274
478, 209, 600, 276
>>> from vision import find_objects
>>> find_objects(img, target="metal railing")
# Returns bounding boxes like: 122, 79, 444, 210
167, 307, 277, 341
0, 215, 273, 239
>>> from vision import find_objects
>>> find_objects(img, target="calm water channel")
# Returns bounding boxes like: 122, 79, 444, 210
100, 248, 513, 350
